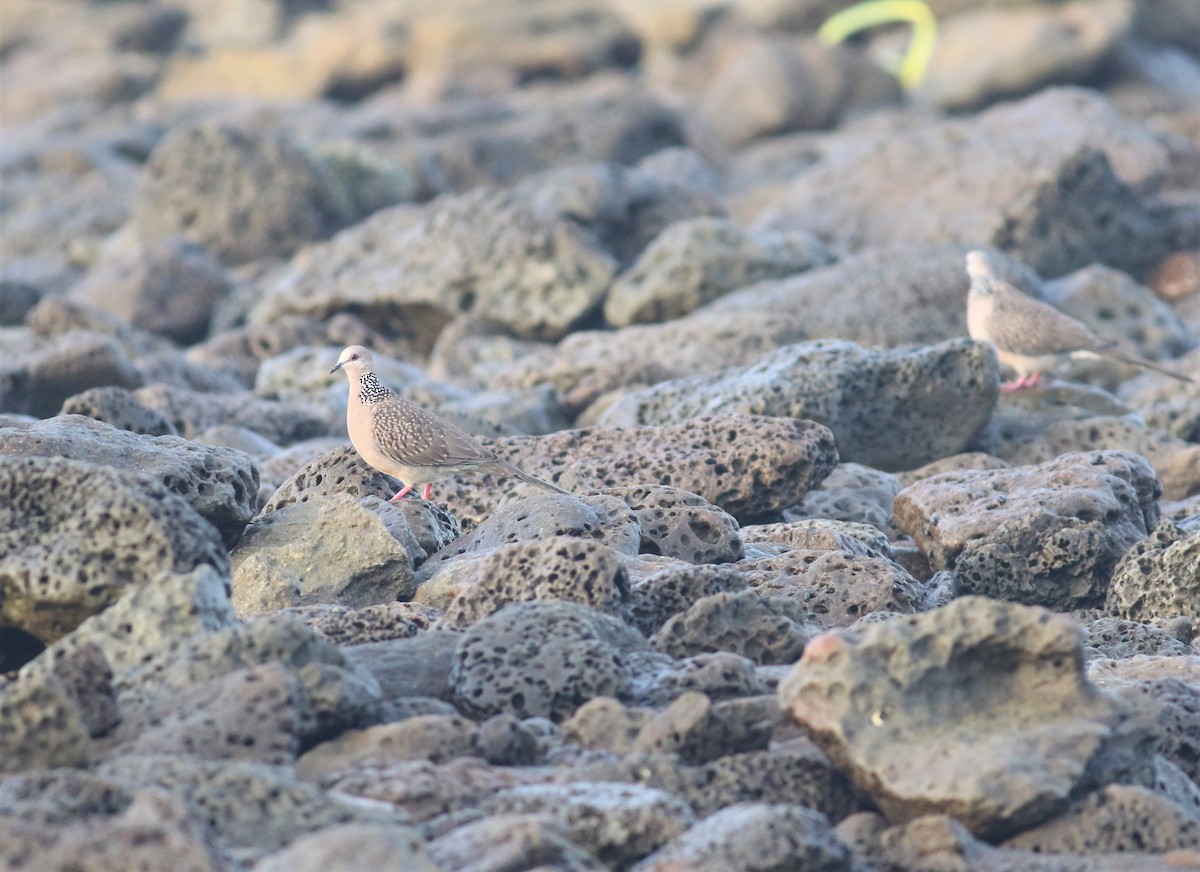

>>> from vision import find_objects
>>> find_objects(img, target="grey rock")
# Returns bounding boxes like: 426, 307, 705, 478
563, 697, 652, 756
0, 769, 131, 824
97, 755, 398, 859
0, 455, 229, 643
916, 0, 1133, 110
318, 755, 539, 824
188, 312, 382, 386
405, 86, 684, 196
605, 217, 833, 326
417, 492, 638, 581
439, 416, 839, 528
0, 414, 258, 546
481, 782, 696, 867
688, 740, 860, 820
631, 691, 775, 764
134, 382, 331, 444
632, 802, 851, 872
70, 237, 233, 343
753, 88, 1174, 277
133, 122, 356, 265
473, 713, 540, 766
1155, 755, 1200, 820
0, 331, 140, 418
710, 244, 1018, 360
104, 662, 300, 766
894, 451, 1160, 609
59, 385, 178, 436
247, 187, 617, 343
629, 563, 749, 637
1108, 520, 1200, 620
195, 423, 282, 462
23, 293, 187, 359
113, 613, 381, 748
514, 160, 724, 269
19, 641, 118, 739
131, 350, 249, 394
1002, 784, 1200, 854
0, 667, 92, 774
286, 602, 424, 647
257, 445, 461, 556
741, 518, 892, 561
0, 281, 42, 325
604, 485, 744, 564
493, 307, 813, 416
896, 451, 1011, 486
680, 27, 895, 147
0, 790, 227, 872
232, 494, 428, 616
255, 822, 441, 872
736, 549, 923, 628
652, 591, 819, 665
430, 537, 631, 630
779, 597, 1149, 839
635, 652, 768, 707
868, 813, 1186, 872
1135, 0, 1200, 52
597, 339, 997, 472
427, 812, 606, 872
973, 387, 1200, 502
1083, 616, 1194, 660
451, 602, 644, 722
344, 630, 461, 704
41, 565, 235, 682
789, 462, 902, 533
296, 714, 479, 783
1113, 679, 1200, 786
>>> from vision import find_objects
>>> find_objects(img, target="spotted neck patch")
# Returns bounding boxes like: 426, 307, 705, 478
357, 372, 391, 405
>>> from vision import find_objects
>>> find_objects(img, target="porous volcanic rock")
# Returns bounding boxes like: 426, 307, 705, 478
779, 597, 1149, 839
893, 451, 1160, 609
597, 339, 998, 471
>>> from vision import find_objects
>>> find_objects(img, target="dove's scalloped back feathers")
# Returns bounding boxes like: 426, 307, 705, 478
986, 280, 1104, 356
370, 394, 496, 469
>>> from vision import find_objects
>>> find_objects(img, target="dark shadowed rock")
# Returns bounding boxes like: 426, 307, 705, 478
0, 332, 141, 418
451, 602, 644, 721
597, 339, 998, 472
70, 237, 233, 343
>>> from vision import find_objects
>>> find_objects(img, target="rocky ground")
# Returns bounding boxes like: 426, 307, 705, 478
2, 0, 1200, 870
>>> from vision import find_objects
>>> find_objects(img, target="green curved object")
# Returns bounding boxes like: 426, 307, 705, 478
817, 0, 938, 90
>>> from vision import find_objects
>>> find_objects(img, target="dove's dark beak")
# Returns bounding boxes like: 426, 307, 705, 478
330, 361, 344, 374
